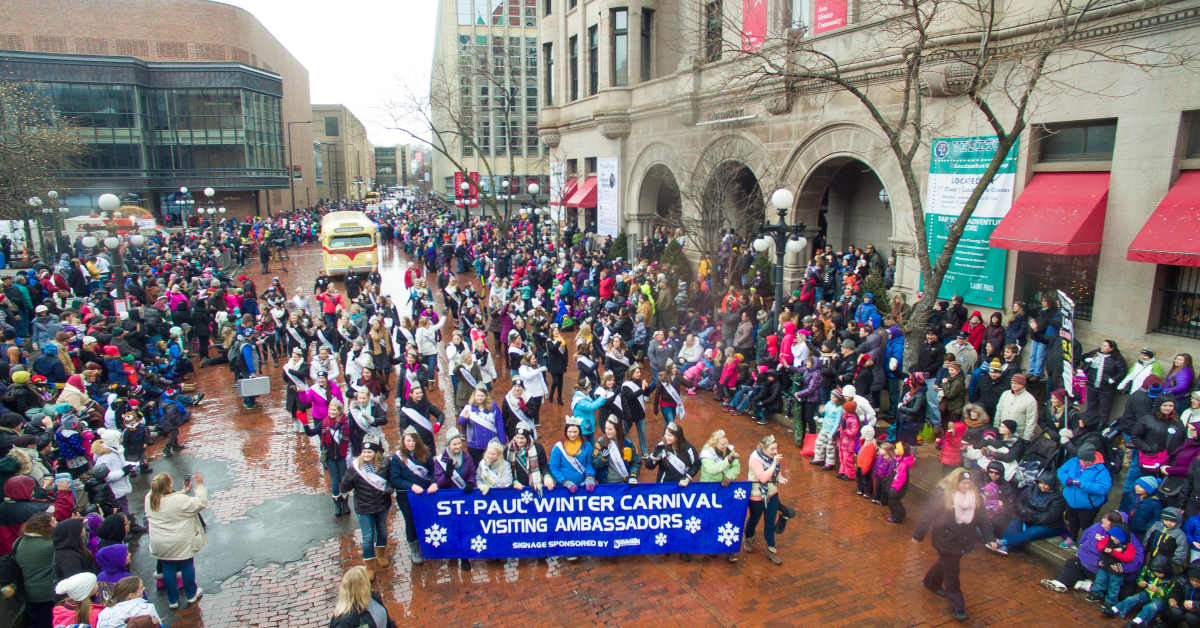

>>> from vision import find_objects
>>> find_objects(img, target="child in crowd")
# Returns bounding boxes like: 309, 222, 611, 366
1128, 476, 1164, 539
811, 390, 844, 471
1169, 564, 1200, 627
1090, 526, 1136, 608
855, 424, 877, 498
869, 442, 897, 504
886, 443, 915, 523
936, 421, 966, 475
120, 410, 152, 475
1143, 507, 1189, 571
835, 400, 861, 480
1107, 556, 1175, 624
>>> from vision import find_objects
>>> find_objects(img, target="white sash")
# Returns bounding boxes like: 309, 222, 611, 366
597, 386, 622, 411
349, 404, 383, 438
576, 355, 595, 370
553, 442, 587, 475
606, 440, 629, 480
465, 405, 497, 435
663, 381, 686, 421
399, 453, 430, 480
607, 351, 630, 368
351, 457, 388, 492
310, 385, 328, 403
287, 325, 304, 344
401, 406, 434, 434
622, 380, 643, 403
283, 362, 306, 388
665, 449, 688, 475
316, 328, 335, 351
435, 455, 467, 488
459, 366, 478, 389
508, 345, 524, 360
506, 395, 531, 426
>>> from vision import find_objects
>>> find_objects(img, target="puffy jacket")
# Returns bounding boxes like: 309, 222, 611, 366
1078, 511, 1143, 581
1056, 457, 1113, 510
1132, 412, 1187, 457
1014, 484, 1067, 528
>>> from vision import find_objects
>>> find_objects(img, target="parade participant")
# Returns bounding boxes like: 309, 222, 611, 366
434, 427, 476, 571
296, 371, 344, 430
546, 325, 568, 405
329, 566, 396, 628
144, 472, 207, 610
396, 385, 444, 453
303, 399, 352, 517
700, 429, 741, 486
397, 349, 426, 402
415, 315, 444, 388
570, 378, 608, 445
621, 365, 654, 455
744, 434, 786, 565
389, 426, 436, 565
309, 345, 340, 383
477, 439, 514, 494
912, 469, 1001, 622
282, 347, 310, 432
500, 380, 534, 440
452, 348, 484, 413
550, 416, 596, 493
652, 361, 687, 425
341, 441, 392, 578
346, 387, 387, 457
506, 422, 550, 493
645, 422, 699, 485
518, 352, 548, 425
592, 415, 640, 484
457, 385, 505, 464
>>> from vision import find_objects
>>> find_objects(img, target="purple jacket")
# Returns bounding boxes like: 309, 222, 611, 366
1166, 366, 1195, 405
799, 368, 822, 403
434, 450, 477, 489
1165, 436, 1200, 476
1079, 512, 1144, 581
457, 402, 505, 450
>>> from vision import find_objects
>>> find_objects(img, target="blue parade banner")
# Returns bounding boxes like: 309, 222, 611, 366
410, 482, 752, 559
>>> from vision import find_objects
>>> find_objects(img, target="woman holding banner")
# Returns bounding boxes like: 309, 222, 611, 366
434, 427, 476, 571
549, 416, 595, 563
389, 426, 436, 565
745, 434, 787, 565
592, 415, 641, 484
645, 422, 700, 486
477, 439, 514, 494
340, 441, 392, 579
506, 422, 549, 493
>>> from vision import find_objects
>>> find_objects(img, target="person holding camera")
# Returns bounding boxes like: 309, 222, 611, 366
144, 472, 207, 610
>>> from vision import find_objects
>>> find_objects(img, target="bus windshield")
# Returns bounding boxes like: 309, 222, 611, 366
329, 234, 373, 248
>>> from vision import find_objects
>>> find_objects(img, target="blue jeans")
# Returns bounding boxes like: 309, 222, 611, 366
1115, 592, 1167, 623
1121, 452, 1142, 497
1094, 569, 1123, 606
1000, 518, 1061, 550
731, 385, 754, 411
1029, 340, 1047, 377
325, 456, 346, 497
745, 494, 779, 549
422, 354, 438, 383
623, 417, 647, 454
357, 510, 390, 558
661, 405, 677, 424
925, 383, 942, 426
161, 557, 197, 605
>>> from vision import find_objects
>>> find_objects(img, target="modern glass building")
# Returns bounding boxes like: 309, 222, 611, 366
0, 50, 288, 221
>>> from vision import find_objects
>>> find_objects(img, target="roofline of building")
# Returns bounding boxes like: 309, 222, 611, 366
0, 49, 283, 80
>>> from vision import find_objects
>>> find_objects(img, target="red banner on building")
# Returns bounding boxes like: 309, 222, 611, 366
813, 0, 847, 34
454, 171, 465, 202
741, 0, 767, 51
469, 172, 480, 208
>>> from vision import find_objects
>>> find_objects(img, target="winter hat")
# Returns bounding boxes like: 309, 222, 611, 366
1143, 375, 1164, 391
1192, 390, 1200, 404
988, 359, 1003, 372
1136, 475, 1160, 495
842, 401, 858, 415
55, 571, 97, 602
841, 385, 857, 399
442, 427, 463, 443
1148, 382, 1165, 398
985, 461, 1005, 477
1189, 562, 1200, 580
1051, 389, 1067, 404
860, 424, 875, 442
1075, 442, 1097, 463
10, 370, 29, 385
1010, 373, 1028, 386
1163, 507, 1182, 523
1108, 527, 1127, 544
1001, 419, 1019, 435
840, 339, 856, 350
98, 428, 122, 452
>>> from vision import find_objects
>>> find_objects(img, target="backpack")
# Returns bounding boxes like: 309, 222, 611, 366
0, 536, 25, 594
1013, 459, 1044, 489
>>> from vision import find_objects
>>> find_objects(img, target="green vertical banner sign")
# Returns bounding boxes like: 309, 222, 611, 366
923, 136, 1019, 306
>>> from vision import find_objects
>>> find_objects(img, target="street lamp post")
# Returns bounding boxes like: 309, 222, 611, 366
753, 189, 808, 315
501, 178, 511, 223
460, 180, 471, 222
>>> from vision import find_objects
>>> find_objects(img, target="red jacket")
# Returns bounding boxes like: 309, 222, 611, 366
0, 477, 75, 556
937, 421, 966, 466
598, 276, 614, 299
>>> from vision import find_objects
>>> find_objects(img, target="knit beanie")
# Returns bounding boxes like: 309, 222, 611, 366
1001, 419, 1019, 435
1108, 527, 1127, 544
1136, 475, 1160, 495
55, 571, 97, 602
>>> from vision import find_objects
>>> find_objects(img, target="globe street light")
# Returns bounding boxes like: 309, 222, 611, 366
755, 188, 808, 315
460, 180, 471, 221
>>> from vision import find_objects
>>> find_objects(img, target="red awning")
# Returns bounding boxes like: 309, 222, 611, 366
551, 178, 578, 206
989, 172, 1110, 255
565, 176, 597, 208
1127, 171, 1200, 267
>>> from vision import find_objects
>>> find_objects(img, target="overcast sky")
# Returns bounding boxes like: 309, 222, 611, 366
220, 0, 437, 147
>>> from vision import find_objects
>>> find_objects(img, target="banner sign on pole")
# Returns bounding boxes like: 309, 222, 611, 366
742, 0, 767, 51
596, 157, 620, 237
410, 482, 751, 559
922, 135, 1019, 307
453, 171, 465, 201
813, 0, 848, 34
1058, 289, 1076, 396
469, 172, 480, 208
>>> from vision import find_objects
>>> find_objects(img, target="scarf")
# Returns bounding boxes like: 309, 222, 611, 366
953, 490, 977, 524
352, 457, 388, 492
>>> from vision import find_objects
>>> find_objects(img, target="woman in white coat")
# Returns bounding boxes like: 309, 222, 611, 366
144, 472, 208, 610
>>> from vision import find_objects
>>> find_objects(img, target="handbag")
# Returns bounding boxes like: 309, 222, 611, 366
1159, 476, 1187, 505
800, 433, 818, 457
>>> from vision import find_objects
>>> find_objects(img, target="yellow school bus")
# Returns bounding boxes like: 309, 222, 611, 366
320, 211, 378, 276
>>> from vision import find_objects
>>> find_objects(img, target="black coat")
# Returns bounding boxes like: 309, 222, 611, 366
328, 591, 396, 628
340, 459, 392, 515
1014, 485, 1067, 528
546, 339, 567, 374
913, 489, 995, 556
1131, 413, 1186, 456
644, 443, 700, 483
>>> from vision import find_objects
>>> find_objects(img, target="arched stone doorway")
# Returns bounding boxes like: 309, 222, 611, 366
700, 159, 765, 240
638, 163, 682, 228
802, 157, 891, 258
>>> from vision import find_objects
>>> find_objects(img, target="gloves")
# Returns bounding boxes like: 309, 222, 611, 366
628, 477, 638, 485
721, 477, 731, 487
678, 477, 690, 487
463, 483, 475, 494
478, 485, 490, 495
584, 478, 596, 492
564, 481, 578, 493
433, 423, 441, 434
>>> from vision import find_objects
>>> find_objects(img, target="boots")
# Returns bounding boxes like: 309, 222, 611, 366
338, 496, 351, 517
333, 496, 346, 517
408, 540, 424, 565
375, 546, 389, 567
363, 557, 377, 580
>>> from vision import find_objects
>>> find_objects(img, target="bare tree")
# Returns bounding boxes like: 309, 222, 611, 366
0, 82, 84, 254
384, 58, 545, 239
694, 0, 1194, 362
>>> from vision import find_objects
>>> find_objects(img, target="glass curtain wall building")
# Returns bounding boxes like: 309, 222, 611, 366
0, 51, 287, 221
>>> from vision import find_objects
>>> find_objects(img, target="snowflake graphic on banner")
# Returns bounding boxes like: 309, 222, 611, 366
717, 522, 741, 547
470, 535, 487, 553
424, 524, 447, 548
520, 491, 535, 504
654, 532, 668, 547
684, 516, 702, 534
733, 487, 747, 500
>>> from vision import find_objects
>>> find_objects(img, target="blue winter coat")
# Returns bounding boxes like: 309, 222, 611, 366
885, 333, 905, 379
854, 298, 882, 329
549, 440, 594, 486
1128, 495, 1165, 537
1056, 457, 1113, 509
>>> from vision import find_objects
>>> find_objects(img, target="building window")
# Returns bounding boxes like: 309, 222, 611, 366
569, 35, 579, 101
457, 0, 473, 26
1017, 253, 1098, 321
704, 1, 723, 62
544, 0, 551, 16
569, 0, 577, 8
1188, 113, 1200, 159
641, 9, 654, 81
588, 26, 599, 95
611, 9, 628, 87
787, 0, 811, 29
324, 116, 339, 137
1158, 265, 1200, 339
585, 156, 597, 175
1038, 119, 1118, 162
543, 43, 554, 105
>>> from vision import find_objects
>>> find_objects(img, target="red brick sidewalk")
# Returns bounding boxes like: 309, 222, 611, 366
160, 243, 1096, 627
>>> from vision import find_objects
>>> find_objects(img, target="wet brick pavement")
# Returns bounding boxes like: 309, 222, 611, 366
134, 243, 1099, 627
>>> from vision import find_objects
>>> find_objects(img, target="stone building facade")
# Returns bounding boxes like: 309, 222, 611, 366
312, 105, 374, 202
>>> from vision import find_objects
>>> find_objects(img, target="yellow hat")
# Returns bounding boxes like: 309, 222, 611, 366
11, 370, 30, 385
